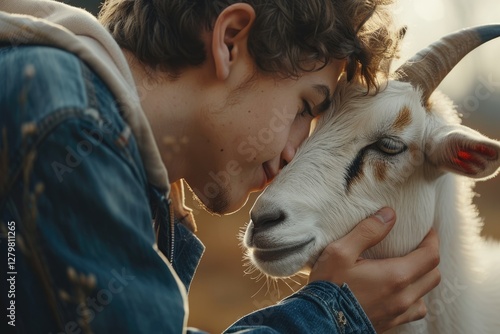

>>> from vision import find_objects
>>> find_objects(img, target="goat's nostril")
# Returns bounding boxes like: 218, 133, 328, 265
252, 210, 287, 231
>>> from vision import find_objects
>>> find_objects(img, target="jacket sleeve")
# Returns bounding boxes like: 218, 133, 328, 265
0, 46, 189, 334
219, 281, 376, 334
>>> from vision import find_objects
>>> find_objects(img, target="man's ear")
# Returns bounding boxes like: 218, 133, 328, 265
212, 3, 256, 80
426, 125, 500, 180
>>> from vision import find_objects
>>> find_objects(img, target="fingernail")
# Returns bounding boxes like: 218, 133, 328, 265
374, 208, 395, 224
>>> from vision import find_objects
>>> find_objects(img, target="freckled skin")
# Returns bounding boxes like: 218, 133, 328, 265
187, 62, 345, 213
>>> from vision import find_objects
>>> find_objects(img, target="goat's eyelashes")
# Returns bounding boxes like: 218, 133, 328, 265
374, 137, 408, 156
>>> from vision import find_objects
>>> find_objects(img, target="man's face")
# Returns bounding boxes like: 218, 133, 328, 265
187, 60, 345, 214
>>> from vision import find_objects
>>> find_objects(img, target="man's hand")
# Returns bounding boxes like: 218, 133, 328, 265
309, 208, 441, 333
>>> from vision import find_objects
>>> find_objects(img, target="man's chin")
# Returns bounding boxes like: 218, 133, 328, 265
193, 190, 250, 216
220, 194, 251, 215
184, 180, 253, 215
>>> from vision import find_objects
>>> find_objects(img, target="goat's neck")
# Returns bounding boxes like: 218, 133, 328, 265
391, 174, 498, 334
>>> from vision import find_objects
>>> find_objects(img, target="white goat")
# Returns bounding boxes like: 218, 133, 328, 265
243, 25, 500, 333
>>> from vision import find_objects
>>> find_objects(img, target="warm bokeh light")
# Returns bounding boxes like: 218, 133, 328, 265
413, 0, 445, 21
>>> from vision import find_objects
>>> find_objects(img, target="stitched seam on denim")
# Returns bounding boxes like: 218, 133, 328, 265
0, 107, 100, 210
79, 61, 141, 175
341, 285, 375, 333
81, 59, 99, 111
295, 290, 340, 331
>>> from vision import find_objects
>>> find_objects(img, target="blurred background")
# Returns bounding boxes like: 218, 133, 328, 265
61, 0, 500, 332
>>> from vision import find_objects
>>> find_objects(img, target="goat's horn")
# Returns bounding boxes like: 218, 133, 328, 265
395, 24, 500, 105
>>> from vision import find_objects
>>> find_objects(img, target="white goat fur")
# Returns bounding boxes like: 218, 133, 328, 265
243, 77, 500, 333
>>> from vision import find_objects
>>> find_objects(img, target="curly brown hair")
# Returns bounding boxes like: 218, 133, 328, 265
99, 0, 401, 91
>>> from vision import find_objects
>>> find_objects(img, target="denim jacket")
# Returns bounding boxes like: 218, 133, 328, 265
0, 45, 375, 334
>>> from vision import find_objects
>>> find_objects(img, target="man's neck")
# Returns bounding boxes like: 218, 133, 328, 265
122, 49, 201, 183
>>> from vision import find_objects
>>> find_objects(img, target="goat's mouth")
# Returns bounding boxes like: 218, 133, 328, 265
251, 238, 315, 263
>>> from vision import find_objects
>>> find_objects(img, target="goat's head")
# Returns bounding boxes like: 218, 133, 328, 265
243, 25, 500, 278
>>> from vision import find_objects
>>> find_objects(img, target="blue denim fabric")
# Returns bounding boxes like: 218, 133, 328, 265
225, 282, 376, 334
0, 46, 375, 334
0, 45, 188, 333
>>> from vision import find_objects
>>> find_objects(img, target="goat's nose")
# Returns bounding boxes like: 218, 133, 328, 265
251, 210, 287, 232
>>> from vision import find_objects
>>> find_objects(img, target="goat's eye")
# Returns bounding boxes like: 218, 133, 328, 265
376, 137, 407, 155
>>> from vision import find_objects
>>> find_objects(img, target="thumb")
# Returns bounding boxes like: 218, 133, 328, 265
337, 208, 396, 262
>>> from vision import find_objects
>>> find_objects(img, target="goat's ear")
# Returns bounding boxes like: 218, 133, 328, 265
426, 125, 500, 180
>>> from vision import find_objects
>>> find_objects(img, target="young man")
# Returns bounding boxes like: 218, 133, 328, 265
0, 0, 440, 333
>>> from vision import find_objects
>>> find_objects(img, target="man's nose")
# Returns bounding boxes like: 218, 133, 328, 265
279, 141, 296, 169
280, 122, 311, 168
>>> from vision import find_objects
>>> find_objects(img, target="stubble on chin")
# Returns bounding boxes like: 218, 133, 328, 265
193, 189, 230, 216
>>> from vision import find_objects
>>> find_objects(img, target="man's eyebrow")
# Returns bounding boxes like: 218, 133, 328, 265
313, 84, 333, 115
